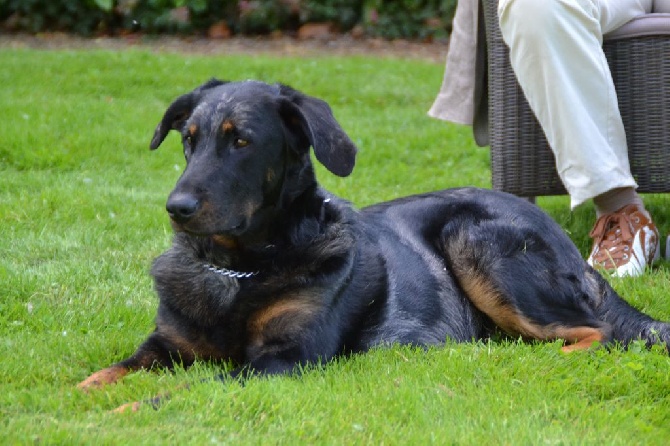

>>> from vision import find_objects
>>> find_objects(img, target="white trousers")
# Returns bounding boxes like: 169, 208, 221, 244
498, 0, 652, 208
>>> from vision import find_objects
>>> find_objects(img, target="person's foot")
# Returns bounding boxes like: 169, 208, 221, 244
587, 204, 660, 277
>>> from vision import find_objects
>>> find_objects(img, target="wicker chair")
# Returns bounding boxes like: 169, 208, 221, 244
482, 0, 670, 198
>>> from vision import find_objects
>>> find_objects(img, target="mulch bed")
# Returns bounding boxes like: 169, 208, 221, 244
0, 32, 448, 63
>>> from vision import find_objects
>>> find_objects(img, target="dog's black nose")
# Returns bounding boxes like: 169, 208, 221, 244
166, 193, 199, 223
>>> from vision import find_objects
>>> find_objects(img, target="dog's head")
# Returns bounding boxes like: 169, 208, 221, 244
150, 79, 358, 243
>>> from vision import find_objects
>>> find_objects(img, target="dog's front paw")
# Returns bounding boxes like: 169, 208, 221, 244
77, 365, 129, 392
112, 394, 170, 414
112, 401, 142, 414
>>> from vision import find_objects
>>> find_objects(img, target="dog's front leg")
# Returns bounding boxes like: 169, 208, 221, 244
232, 296, 335, 380
78, 332, 180, 391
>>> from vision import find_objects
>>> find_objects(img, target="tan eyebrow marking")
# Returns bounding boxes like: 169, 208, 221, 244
188, 124, 198, 135
222, 120, 235, 133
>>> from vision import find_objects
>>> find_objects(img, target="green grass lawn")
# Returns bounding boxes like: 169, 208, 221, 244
1, 47, 669, 445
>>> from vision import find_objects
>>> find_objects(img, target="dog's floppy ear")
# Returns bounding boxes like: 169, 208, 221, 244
277, 84, 357, 177
150, 79, 228, 150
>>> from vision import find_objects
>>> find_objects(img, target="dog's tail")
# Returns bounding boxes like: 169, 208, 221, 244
593, 271, 670, 352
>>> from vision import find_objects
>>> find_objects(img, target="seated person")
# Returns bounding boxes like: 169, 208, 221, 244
429, 0, 661, 277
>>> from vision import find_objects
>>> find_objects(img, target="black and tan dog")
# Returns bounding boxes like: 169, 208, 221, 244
79, 79, 669, 396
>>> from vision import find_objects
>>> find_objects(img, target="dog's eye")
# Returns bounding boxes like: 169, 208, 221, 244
183, 136, 194, 160
234, 138, 249, 148
183, 135, 192, 149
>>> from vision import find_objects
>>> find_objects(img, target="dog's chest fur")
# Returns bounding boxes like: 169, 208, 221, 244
150, 203, 360, 349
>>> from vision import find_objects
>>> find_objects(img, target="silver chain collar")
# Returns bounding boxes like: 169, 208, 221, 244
203, 263, 259, 279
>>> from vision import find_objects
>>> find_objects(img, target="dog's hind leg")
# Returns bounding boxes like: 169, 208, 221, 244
441, 224, 613, 351
551, 326, 608, 352
588, 270, 670, 352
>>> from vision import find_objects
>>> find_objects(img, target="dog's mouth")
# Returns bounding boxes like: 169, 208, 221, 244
171, 219, 247, 238
166, 199, 253, 234
167, 200, 275, 246
171, 225, 240, 250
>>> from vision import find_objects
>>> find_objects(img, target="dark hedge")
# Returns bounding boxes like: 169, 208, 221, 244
0, 0, 457, 40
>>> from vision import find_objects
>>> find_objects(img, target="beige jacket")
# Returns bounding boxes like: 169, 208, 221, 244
428, 0, 489, 146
